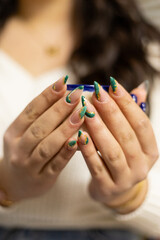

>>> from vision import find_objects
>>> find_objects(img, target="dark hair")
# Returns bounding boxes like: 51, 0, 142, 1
0, 0, 17, 28
0, 0, 160, 109
71, 0, 160, 92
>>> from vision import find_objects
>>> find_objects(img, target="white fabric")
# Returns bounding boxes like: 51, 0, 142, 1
137, 0, 160, 29
0, 48, 160, 237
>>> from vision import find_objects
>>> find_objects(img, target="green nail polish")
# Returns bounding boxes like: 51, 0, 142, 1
66, 86, 84, 103
81, 96, 86, 107
78, 130, 82, 137
85, 136, 89, 144
78, 85, 84, 90
52, 84, 56, 90
81, 96, 95, 118
78, 130, 89, 145
110, 76, 118, 93
79, 106, 87, 119
68, 140, 77, 147
94, 81, 101, 100
64, 75, 69, 84
85, 111, 95, 118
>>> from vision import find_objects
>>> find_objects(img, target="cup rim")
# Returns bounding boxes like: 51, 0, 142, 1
67, 84, 109, 92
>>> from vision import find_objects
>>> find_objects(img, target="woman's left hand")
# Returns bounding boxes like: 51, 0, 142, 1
78, 79, 159, 213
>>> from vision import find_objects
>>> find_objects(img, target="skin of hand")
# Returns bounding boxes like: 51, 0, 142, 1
0, 76, 86, 203
78, 80, 159, 213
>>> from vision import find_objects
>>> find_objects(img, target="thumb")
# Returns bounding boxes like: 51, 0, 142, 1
130, 80, 149, 105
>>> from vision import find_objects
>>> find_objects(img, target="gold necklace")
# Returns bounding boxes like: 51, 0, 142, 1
45, 46, 60, 56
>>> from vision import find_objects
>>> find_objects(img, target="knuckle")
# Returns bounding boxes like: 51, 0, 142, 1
61, 126, 70, 139
38, 143, 50, 159
100, 185, 114, 198
53, 104, 62, 116
10, 155, 23, 168
120, 131, 134, 144
122, 98, 133, 112
134, 165, 148, 183
25, 103, 39, 121
116, 180, 133, 193
107, 102, 118, 115
83, 147, 95, 159
51, 161, 64, 173
30, 125, 45, 139
148, 150, 159, 163
10, 155, 19, 167
41, 90, 52, 106
91, 164, 104, 179
107, 150, 122, 162
136, 118, 149, 131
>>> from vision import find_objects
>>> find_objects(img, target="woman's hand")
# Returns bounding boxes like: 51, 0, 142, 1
0, 77, 86, 203
78, 79, 159, 213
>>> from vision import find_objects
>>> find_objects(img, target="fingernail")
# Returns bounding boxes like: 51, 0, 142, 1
137, 80, 149, 95
66, 85, 84, 103
94, 81, 109, 102
52, 75, 68, 91
78, 130, 89, 145
110, 76, 118, 93
140, 102, 146, 112
67, 140, 77, 150
130, 94, 138, 103
64, 75, 69, 84
81, 96, 95, 118
70, 106, 87, 124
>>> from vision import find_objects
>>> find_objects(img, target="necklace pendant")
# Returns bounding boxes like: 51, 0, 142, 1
45, 46, 60, 56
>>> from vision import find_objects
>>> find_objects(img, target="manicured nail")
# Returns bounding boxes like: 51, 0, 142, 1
70, 106, 87, 124
130, 94, 137, 103
94, 81, 109, 102
78, 130, 89, 145
66, 85, 84, 103
64, 75, 69, 84
81, 96, 95, 118
110, 76, 118, 93
94, 81, 101, 100
67, 140, 77, 150
140, 102, 146, 112
138, 80, 149, 95
52, 75, 68, 91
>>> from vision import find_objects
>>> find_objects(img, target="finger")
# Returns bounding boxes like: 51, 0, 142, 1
130, 80, 149, 105
19, 86, 84, 155
109, 77, 158, 163
90, 83, 143, 169
9, 76, 68, 137
41, 137, 78, 177
81, 100, 129, 183
78, 130, 114, 187
29, 106, 87, 173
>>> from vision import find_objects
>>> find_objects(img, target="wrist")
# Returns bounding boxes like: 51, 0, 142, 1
0, 158, 15, 207
105, 179, 148, 214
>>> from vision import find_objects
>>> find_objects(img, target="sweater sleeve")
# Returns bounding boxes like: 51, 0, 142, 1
114, 75, 160, 238
114, 161, 160, 238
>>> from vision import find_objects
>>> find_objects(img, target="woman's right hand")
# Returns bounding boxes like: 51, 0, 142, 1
0, 76, 86, 203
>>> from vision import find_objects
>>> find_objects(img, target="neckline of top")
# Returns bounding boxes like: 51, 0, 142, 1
0, 49, 69, 81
